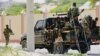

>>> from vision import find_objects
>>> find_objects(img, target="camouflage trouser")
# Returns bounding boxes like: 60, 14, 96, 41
53, 42, 64, 54
5, 36, 9, 46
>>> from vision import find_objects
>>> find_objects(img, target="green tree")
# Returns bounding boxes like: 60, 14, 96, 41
51, 3, 71, 13
50, 0, 87, 13
59, 0, 70, 5
7, 4, 25, 15
89, 0, 96, 8
89, 0, 100, 8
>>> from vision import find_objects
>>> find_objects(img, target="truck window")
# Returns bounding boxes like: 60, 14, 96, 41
46, 18, 54, 29
35, 20, 45, 31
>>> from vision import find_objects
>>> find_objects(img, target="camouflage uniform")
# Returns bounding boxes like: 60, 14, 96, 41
67, 3, 83, 42
3, 25, 13, 46
67, 6, 80, 27
67, 6, 79, 19
53, 32, 64, 54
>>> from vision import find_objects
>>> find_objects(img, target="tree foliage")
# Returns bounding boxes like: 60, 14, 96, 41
51, 3, 71, 13
6, 4, 25, 15
58, 0, 70, 5
89, 0, 96, 8
50, 0, 87, 13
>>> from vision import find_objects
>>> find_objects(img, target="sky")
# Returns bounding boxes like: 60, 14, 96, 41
0, 0, 45, 3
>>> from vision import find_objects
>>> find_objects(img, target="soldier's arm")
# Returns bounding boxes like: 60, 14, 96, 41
9, 28, 13, 34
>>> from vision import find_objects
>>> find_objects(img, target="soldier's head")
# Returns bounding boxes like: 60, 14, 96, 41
6, 25, 9, 29
73, 2, 76, 7
95, 17, 98, 21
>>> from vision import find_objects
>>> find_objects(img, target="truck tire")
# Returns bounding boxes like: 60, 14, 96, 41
79, 42, 90, 54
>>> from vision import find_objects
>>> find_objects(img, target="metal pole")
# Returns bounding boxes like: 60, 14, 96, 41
21, 12, 24, 34
26, 0, 35, 52
0, 15, 4, 42
1, 11, 6, 42
9, 19, 11, 28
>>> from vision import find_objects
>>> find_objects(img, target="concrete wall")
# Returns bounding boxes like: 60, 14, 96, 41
1, 11, 99, 42
0, 13, 53, 42
0, 15, 21, 42
96, 4, 100, 26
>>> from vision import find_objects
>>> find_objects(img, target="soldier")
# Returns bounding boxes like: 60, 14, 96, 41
53, 31, 64, 54
67, 2, 83, 28
55, 17, 65, 29
67, 2, 79, 19
67, 2, 80, 39
53, 17, 64, 53
91, 17, 98, 29
3, 25, 13, 46
91, 17, 99, 37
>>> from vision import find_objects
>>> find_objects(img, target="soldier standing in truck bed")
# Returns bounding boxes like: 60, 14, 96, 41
67, 2, 81, 27
3, 25, 13, 46
67, 2, 83, 40
91, 17, 99, 37
67, 2, 79, 19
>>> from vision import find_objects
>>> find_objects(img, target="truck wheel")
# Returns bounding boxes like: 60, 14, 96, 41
79, 42, 89, 54
64, 45, 70, 53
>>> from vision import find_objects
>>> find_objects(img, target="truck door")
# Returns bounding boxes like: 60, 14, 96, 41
34, 20, 46, 44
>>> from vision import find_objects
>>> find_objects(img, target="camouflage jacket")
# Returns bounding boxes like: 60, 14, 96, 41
3, 28, 13, 37
67, 7, 79, 18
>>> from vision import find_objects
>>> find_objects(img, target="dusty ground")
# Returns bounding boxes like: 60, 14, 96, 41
0, 43, 100, 56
